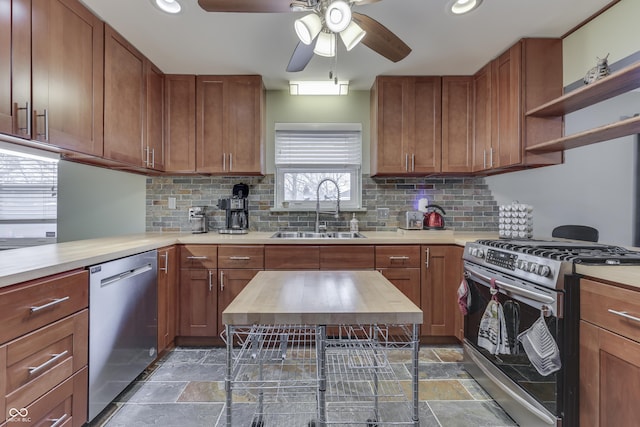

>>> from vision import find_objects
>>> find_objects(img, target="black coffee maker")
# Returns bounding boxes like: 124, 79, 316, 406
217, 183, 249, 234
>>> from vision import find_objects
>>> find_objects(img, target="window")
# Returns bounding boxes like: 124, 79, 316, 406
0, 144, 58, 247
275, 123, 362, 210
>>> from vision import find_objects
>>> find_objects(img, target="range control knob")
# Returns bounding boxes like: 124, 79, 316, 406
517, 260, 528, 271
528, 263, 539, 274
538, 265, 551, 277
470, 248, 484, 259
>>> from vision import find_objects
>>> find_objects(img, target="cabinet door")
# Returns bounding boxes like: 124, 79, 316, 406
421, 245, 463, 337
320, 245, 375, 270
492, 43, 521, 168
472, 63, 492, 172
31, 0, 104, 155
103, 25, 145, 166
179, 269, 217, 337
165, 74, 196, 173
371, 77, 409, 175
145, 60, 164, 171
441, 76, 473, 173
378, 268, 420, 307
226, 76, 264, 174
157, 246, 177, 353
6, 0, 31, 139
265, 246, 320, 270
0, 0, 11, 134
217, 269, 260, 331
411, 77, 441, 174
196, 75, 224, 173
580, 320, 640, 427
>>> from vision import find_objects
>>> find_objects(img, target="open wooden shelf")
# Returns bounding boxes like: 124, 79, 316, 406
527, 61, 640, 117
526, 114, 640, 153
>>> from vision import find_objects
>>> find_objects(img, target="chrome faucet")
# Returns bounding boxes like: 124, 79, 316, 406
315, 178, 340, 233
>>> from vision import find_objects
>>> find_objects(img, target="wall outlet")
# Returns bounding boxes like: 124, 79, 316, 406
168, 197, 176, 210
377, 208, 389, 220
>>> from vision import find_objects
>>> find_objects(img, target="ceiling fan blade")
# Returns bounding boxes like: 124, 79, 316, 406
352, 0, 384, 4
352, 12, 411, 62
197, 0, 292, 13
286, 41, 316, 72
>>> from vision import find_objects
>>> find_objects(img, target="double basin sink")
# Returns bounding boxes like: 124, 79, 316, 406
270, 231, 366, 239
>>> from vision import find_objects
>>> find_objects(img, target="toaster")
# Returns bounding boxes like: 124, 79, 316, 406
398, 211, 424, 230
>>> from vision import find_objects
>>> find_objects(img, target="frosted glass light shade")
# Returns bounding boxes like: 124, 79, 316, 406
325, 1, 352, 33
294, 13, 322, 45
314, 31, 336, 57
450, 0, 482, 14
153, 0, 181, 14
340, 21, 366, 51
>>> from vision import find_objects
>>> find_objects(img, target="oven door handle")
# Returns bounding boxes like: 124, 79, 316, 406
467, 269, 556, 305
466, 344, 557, 425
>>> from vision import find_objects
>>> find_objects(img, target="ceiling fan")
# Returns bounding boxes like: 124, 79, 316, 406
197, 0, 412, 72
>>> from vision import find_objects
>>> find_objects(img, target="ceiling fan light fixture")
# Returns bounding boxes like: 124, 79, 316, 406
314, 31, 336, 57
325, 1, 352, 33
340, 21, 366, 51
289, 80, 349, 96
450, 0, 482, 15
294, 13, 323, 45
153, 0, 182, 14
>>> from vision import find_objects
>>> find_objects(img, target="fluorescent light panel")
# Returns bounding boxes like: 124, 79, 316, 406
289, 81, 349, 96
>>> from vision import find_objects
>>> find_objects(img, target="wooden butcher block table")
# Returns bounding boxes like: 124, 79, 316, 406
222, 270, 423, 427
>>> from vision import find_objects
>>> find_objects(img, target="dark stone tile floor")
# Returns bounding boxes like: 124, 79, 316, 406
89, 345, 518, 427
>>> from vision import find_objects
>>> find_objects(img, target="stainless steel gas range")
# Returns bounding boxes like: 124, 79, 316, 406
462, 239, 640, 427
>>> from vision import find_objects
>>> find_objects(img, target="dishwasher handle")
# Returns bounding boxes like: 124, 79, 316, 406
100, 264, 153, 287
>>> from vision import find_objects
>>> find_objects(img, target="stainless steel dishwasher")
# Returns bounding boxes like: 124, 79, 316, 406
88, 250, 158, 422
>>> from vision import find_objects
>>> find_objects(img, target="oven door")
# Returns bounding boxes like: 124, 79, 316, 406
462, 261, 562, 427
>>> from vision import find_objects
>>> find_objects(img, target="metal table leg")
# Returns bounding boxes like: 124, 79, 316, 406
317, 325, 327, 426
412, 324, 419, 426
225, 324, 233, 427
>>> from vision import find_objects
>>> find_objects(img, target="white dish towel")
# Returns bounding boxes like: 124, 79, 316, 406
477, 299, 511, 355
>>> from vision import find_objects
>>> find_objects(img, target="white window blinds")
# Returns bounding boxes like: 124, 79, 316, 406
275, 124, 362, 166
0, 150, 58, 221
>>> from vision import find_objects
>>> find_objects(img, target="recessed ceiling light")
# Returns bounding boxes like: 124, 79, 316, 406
152, 0, 182, 14
450, 0, 482, 15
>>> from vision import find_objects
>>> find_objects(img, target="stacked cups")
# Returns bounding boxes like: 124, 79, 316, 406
499, 202, 532, 239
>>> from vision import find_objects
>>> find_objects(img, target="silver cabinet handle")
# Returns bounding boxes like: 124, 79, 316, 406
424, 248, 430, 268
228, 256, 251, 261
35, 109, 49, 141
229, 153, 233, 171
389, 256, 409, 260
159, 252, 169, 272
28, 350, 69, 375
483, 149, 487, 169
48, 414, 69, 427
15, 101, 31, 137
30, 296, 70, 313
489, 147, 493, 168
608, 309, 640, 324
151, 148, 155, 168
144, 146, 150, 166
220, 271, 224, 291
222, 152, 226, 171
187, 256, 208, 260
208, 270, 213, 292
405, 153, 408, 171
411, 154, 415, 171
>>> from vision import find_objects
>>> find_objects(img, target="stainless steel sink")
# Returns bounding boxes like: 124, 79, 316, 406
270, 231, 366, 239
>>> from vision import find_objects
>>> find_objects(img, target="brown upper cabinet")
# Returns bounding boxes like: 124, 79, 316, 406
196, 75, 265, 175
164, 75, 196, 173
473, 38, 563, 173
1, 0, 103, 156
442, 76, 474, 173
371, 76, 442, 175
104, 25, 165, 170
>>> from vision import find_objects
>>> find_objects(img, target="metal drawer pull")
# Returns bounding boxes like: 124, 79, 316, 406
608, 309, 640, 324
229, 256, 251, 260
187, 256, 208, 260
47, 413, 69, 427
160, 253, 169, 272
28, 350, 69, 375
208, 270, 213, 292
220, 271, 224, 291
30, 296, 70, 313
389, 256, 409, 260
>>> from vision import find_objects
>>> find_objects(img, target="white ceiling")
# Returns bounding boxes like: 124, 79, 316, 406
79, 0, 614, 90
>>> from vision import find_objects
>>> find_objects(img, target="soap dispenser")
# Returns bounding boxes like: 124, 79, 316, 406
350, 213, 359, 232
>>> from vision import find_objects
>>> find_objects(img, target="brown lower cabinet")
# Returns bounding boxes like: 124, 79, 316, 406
157, 246, 178, 354
179, 268, 218, 337
580, 278, 640, 426
217, 269, 261, 333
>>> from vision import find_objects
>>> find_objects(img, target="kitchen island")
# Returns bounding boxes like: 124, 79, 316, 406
222, 270, 423, 426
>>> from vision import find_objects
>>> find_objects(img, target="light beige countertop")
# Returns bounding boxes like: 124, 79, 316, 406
0, 230, 494, 288
222, 270, 423, 325
575, 264, 640, 289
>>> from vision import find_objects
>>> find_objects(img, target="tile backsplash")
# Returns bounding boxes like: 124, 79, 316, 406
146, 175, 498, 233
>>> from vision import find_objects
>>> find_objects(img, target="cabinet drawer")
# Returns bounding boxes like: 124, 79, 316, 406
320, 246, 375, 270
180, 245, 217, 269
581, 278, 640, 342
0, 270, 88, 344
3, 310, 88, 413
375, 246, 421, 268
218, 246, 264, 269
4, 367, 88, 427
265, 246, 319, 270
